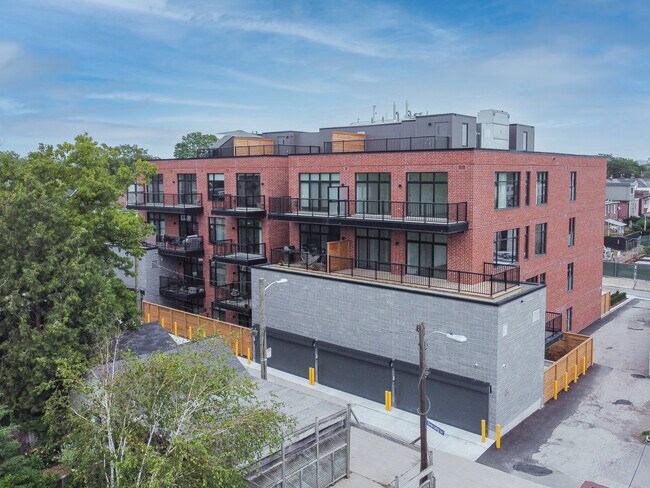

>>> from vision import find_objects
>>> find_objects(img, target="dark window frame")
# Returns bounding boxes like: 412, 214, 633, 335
536, 171, 548, 205
148, 174, 164, 203
405, 232, 448, 277
524, 225, 530, 260
406, 172, 448, 217
356, 228, 391, 270
299, 173, 340, 212
566, 307, 573, 332
568, 217, 576, 247
570, 171, 577, 201
535, 223, 547, 255
494, 172, 520, 209
179, 214, 198, 237
208, 217, 226, 244
567, 262, 574, 291
525, 171, 531, 206
355, 172, 391, 215
147, 212, 165, 238
209, 260, 226, 287
207, 173, 225, 201
299, 224, 340, 255
493, 228, 519, 264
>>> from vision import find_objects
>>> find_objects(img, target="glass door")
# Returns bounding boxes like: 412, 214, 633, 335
236, 173, 260, 207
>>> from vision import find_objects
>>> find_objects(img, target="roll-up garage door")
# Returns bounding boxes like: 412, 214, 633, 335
317, 341, 392, 404
393, 360, 490, 435
266, 328, 314, 378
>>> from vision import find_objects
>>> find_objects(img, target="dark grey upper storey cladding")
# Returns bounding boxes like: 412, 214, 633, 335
262, 113, 478, 150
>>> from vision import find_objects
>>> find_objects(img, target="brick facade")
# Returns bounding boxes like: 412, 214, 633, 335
137, 148, 605, 333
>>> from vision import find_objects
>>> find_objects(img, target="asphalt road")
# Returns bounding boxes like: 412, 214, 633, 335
478, 298, 650, 488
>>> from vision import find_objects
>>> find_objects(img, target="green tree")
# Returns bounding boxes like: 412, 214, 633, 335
173, 132, 218, 158
603, 154, 643, 178
62, 339, 292, 487
0, 405, 54, 487
0, 135, 155, 436
100, 143, 158, 174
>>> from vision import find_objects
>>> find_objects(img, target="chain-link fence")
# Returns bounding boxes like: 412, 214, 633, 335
247, 408, 350, 488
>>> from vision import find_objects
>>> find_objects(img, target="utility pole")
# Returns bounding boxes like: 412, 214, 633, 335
417, 322, 429, 483
259, 278, 267, 380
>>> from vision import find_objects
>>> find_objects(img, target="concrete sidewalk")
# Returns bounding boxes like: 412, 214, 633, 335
240, 358, 492, 461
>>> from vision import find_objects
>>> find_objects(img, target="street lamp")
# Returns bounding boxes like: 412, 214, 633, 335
416, 322, 467, 484
258, 277, 288, 380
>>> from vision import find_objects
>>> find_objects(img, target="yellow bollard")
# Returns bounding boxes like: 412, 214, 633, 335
564, 372, 569, 392
574, 364, 578, 383
309, 367, 315, 386
388, 391, 392, 411
496, 424, 501, 449
481, 419, 486, 443
583, 357, 587, 376
203, 330, 207, 338
161, 317, 165, 328
174, 322, 178, 336
147, 313, 151, 323
235, 341, 239, 357
247, 347, 251, 364
188, 326, 192, 340
554, 380, 558, 400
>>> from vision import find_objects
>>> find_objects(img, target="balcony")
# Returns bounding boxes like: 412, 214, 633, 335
213, 240, 267, 265
545, 312, 563, 347
197, 145, 321, 158
270, 249, 520, 299
126, 191, 203, 214
211, 194, 266, 217
323, 135, 449, 154
213, 282, 252, 315
268, 197, 468, 233
156, 235, 204, 257
159, 276, 205, 302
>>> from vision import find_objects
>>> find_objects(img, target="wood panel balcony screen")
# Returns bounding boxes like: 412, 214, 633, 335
327, 240, 352, 272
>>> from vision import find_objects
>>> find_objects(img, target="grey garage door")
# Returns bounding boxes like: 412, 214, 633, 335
266, 328, 314, 378
394, 360, 490, 435
317, 342, 392, 404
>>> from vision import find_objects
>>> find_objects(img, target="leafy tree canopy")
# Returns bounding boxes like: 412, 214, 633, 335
603, 154, 650, 178
0, 135, 155, 435
62, 339, 292, 488
173, 131, 218, 158
100, 143, 158, 174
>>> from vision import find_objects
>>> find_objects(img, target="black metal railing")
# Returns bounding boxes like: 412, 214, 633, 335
159, 276, 205, 300
269, 197, 467, 224
483, 262, 521, 286
212, 194, 265, 212
323, 136, 449, 154
213, 282, 252, 311
156, 235, 203, 254
213, 240, 267, 259
197, 145, 321, 158
545, 312, 563, 338
271, 248, 520, 297
126, 191, 203, 208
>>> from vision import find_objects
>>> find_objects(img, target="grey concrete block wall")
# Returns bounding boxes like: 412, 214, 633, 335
252, 266, 546, 432
115, 246, 163, 306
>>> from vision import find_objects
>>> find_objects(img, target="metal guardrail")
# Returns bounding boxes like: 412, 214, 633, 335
197, 144, 321, 158
324, 135, 449, 153
212, 194, 265, 212
126, 191, 202, 208
156, 235, 203, 254
213, 240, 267, 259
213, 282, 252, 312
269, 197, 467, 224
159, 276, 205, 300
545, 311, 563, 337
271, 249, 520, 298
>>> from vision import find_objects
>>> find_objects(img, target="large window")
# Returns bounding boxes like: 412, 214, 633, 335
568, 217, 575, 247
494, 172, 520, 209
179, 214, 198, 237
536, 172, 548, 205
177, 173, 197, 204
209, 261, 226, 287
461, 123, 469, 147
406, 172, 448, 218
566, 307, 573, 332
524, 171, 531, 206
570, 171, 577, 201
494, 228, 519, 264
208, 217, 226, 244
356, 229, 391, 269
406, 232, 447, 277
236, 173, 260, 207
535, 223, 547, 255
299, 173, 340, 212
524, 225, 530, 260
356, 173, 391, 215
207, 173, 224, 201
184, 257, 203, 280
237, 219, 262, 249
147, 212, 165, 238
300, 224, 340, 255
567, 263, 574, 291
147, 174, 164, 203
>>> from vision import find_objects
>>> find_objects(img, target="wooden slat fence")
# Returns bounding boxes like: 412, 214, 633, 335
142, 301, 253, 358
543, 333, 594, 403
601, 291, 611, 315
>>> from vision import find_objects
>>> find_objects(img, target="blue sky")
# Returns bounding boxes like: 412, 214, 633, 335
1, 0, 648, 159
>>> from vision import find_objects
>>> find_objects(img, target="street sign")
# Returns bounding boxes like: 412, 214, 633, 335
426, 419, 445, 436
266, 347, 272, 358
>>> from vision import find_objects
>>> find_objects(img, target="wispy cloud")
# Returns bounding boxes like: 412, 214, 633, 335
50, 0, 194, 21
218, 68, 333, 95
0, 98, 34, 115
85, 92, 259, 110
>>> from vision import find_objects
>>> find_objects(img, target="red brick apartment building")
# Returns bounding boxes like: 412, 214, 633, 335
127, 109, 605, 338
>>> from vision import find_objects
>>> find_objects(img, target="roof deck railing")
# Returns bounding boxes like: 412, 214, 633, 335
323, 135, 450, 154
197, 144, 321, 158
